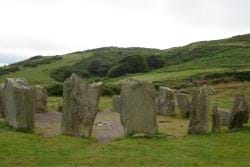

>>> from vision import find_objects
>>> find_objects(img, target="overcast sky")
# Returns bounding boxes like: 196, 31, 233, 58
0, 0, 250, 65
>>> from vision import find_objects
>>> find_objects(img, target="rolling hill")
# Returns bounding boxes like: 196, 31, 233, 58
1, 34, 250, 91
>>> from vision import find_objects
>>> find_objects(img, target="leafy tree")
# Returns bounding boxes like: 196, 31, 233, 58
107, 55, 146, 78
107, 62, 132, 78
146, 55, 165, 69
87, 59, 112, 76
87, 59, 102, 75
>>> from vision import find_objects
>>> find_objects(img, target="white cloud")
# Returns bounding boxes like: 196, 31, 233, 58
0, 0, 249, 63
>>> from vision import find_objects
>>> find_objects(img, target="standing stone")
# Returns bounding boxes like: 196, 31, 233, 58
188, 87, 209, 134
0, 84, 5, 118
4, 78, 35, 131
112, 95, 121, 113
228, 91, 249, 129
176, 93, 190, 118
156, 87, 175, 116
219, 108, 230, 126
34, 85, 47, 113
120, 79, 157, 136
61, 74, 100, 137
212, 104, 221, 133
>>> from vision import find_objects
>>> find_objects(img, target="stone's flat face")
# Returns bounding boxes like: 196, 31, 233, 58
219, 108, 230, 126
188, 87, 209, 134
0, 84, 5, 118
120, 78, 157, 136
4, 78, 35, 131
61, 74, 100, 137
112, 95, 121, 113
228, 91, 249, 129
34, 85, 47, 113
156, 87, 175, 116
212, 104, 221, 133
176, 93, 190, 118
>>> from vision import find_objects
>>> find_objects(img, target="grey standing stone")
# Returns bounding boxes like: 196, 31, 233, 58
188, 87, 209, 134
112, 95, 121, 113
228, 91, 249, 129
0, 84, 5, 118
219, 108, 230, 126
176, 93, 190, 118
156, 87, 175, 116
34, 85, 47, 113
4, 78, 35, 131
61, 74, 100, 137
212, 104, 221, 133
120, 78, 157, 136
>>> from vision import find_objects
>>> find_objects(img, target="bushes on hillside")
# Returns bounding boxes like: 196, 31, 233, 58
146, 55, 165, 69
107, 62, 132, 78
46, 84, 63, 96
0, 66, 21, 76
87, 59, 112, 76
50, 66, 89, 82
107, 55, 146, 78
204, 71, 250, 82
14, 56, 62, 68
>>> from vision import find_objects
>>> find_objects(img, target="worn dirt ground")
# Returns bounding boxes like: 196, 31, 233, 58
35, 111, 189, 143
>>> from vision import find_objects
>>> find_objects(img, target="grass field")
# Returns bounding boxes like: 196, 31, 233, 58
0, 121, 250, 167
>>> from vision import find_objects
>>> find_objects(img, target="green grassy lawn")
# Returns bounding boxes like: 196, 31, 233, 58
0, 122, 250, 167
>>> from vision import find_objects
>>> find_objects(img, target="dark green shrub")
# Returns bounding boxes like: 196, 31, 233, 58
87, 59, 112, 76
119, 55, 146, 73
87, 59, 102, 75
46, 84, 63, 96
146, 55, 165, 69
50, 66, 89, 82
101, 84, 121, 96
107, 62, 132, 78
28, 55, 43, 61
107, 55, 146, 78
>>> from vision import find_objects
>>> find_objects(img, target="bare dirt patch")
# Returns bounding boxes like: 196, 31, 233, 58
35, 111, 189, 143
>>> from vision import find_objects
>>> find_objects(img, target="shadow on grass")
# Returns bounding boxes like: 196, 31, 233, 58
0, 120, 33, 133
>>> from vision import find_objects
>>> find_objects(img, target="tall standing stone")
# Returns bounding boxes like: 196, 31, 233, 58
112, 95, 121, 113
34, 85, 47, 113
156, 87, 175, 116
188, 87, 209, 134
120, 79, 157, 136
212, 104, 221, 133
0, 84, 5, 118
61, 74, 100, 137
176, 93, 190, 118
4, 78, 35, 131
219, 108, 230, 126
228, 91, 249, 129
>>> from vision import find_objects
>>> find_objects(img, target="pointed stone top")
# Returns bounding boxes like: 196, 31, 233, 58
64, 73, 82, 84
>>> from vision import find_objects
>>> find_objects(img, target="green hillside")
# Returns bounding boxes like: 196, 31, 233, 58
1, 34, 250, 89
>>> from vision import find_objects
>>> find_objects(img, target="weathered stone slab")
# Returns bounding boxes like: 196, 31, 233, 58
34, 85, 47, 113
212, 104, 221, 133
176, 93, 190, 118
0, 84, 5, 118
228, 91, 249, 129
4, 78, 35, 131
156, 87, 175, 116
219, 108, 230, 126
61, 74, 100, 137
188, 87, 209, 134
120, 78, 157, 136
112, 95, 121, 113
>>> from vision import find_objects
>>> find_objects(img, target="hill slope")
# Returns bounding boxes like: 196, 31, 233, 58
1, 34, 250, 88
